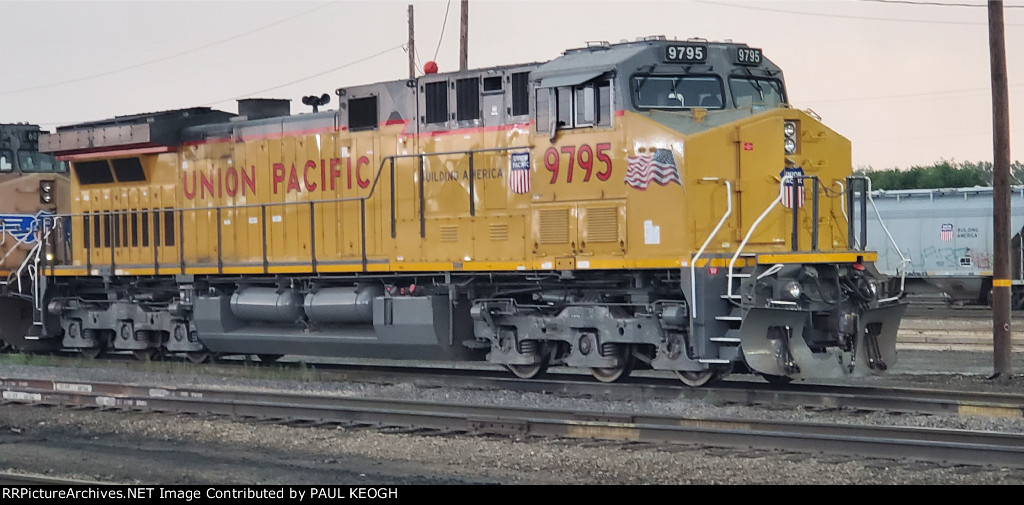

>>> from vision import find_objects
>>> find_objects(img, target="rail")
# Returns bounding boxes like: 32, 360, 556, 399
865, 178, 907, 301
38, 146, 530, 276
836, 180, 857, 249
690, 178, 732, 318
726, 177, 788, 300
846, 176, 907, 301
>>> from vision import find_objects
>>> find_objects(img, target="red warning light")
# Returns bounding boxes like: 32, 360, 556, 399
852, 263, 865, 271
424, 61, 438, 74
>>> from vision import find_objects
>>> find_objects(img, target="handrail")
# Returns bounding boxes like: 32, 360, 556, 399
727, 177, 788, 300
863, 177, 907, 302
1, 224, 40, 278
689, 178, 732, 318
836, 180, 859, 249
44, 145, 531, 275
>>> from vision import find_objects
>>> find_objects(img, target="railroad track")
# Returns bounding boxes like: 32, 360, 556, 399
3, 353, 1023, 418
0, 472, 107, 485
2, 377, 1023, 469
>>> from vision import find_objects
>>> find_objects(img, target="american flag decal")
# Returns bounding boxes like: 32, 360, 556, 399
624, 149, 681, 190
509, 151, 530, 194
779, 167, 805, 209
940, 223, 953, 242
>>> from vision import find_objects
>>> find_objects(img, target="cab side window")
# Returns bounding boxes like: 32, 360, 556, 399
536, 79, 612, 133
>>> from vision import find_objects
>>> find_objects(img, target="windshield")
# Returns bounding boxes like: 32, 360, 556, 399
632, 75, 724, 110
0, 150, 12, 172
17, 151, 65, 173
729, 77, 785, 109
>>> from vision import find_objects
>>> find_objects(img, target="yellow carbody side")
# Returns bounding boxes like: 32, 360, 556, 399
57, 107, 858, 277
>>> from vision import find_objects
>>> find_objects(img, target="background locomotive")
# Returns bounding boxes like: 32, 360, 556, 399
0, 123, 68, 352
6, 36, 906, 385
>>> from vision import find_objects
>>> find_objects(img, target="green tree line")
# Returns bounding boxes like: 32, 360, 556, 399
854, 160, 1024, 190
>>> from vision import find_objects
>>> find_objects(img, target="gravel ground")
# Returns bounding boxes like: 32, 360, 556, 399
1, 348, 1023, 485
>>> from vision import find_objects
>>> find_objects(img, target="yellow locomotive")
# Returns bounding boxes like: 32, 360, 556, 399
21, 36, 905, 385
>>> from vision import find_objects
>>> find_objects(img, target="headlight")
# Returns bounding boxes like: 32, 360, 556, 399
868, 280, 878, 297
39, 180, 53, 204
781, 280, 802, 300
783, 120, 798, 154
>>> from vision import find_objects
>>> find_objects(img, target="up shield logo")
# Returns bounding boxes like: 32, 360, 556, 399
779, 167, 805, 209
0, 210, 53, 244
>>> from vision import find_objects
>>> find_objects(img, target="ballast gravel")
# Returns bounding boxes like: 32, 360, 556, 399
1, 350, 1023, 485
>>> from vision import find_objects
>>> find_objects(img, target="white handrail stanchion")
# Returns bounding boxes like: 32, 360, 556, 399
690, 179, 732, 318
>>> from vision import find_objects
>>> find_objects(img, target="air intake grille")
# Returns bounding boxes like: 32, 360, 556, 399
439, 225, 459, 243
586, 207, 618, 243
538, 209, 570, 244
489, 223, 509, 241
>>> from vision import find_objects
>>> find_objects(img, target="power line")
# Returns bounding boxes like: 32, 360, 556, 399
0, 2, 337, 95
803, 83, 1024, 104
434, 0, 453, 61
696, 0, 1024, 25
856, 0, 1024, 8
204, 43, 406, 107
32, 43, 405, 126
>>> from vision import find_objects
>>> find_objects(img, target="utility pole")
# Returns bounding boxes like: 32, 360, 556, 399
408, 5, 415, 79
988, 0, 1012, 378
460, 0, 468, 70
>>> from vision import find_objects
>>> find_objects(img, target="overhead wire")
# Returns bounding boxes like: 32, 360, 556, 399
855, 0, 1024, 8
434, 0, 453, 61
203, 44, 407, 107
0, 2, 338, 95
696, 0, 1024, 25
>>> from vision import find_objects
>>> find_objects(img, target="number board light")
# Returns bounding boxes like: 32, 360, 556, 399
24, 130, 40, 142
736, 47, 763, 66
664, 44, 707, 63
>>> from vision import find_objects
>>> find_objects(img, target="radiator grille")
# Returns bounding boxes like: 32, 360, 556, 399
537, 209, 570, 244
586, 207, 618, 243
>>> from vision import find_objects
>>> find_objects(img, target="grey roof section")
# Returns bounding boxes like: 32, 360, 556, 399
40, 108, 236, 153
531, 43, 650, 82
537, 71, 607, 89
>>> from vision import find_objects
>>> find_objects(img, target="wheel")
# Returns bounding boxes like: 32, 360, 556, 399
589, 345, 634, 383
675, 369, 721, 387
762, 374, 793, 385
186, 351, 211, 364
590, 365, 632, 383
506, 362, 548, 379
80, 346, 104, 360
1012, 290, 1024, 310
133, 349, 159, 362
79, 332, 108, 360
256, 354, 283, 364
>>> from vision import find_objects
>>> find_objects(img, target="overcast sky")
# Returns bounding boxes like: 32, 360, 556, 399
1, 0, 1021, 170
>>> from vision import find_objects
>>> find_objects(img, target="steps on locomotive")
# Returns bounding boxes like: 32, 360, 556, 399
719, 253, 755, 301
695, 262, 750, 362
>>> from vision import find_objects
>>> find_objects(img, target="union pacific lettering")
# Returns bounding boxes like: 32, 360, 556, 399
182, 157, 371, 201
